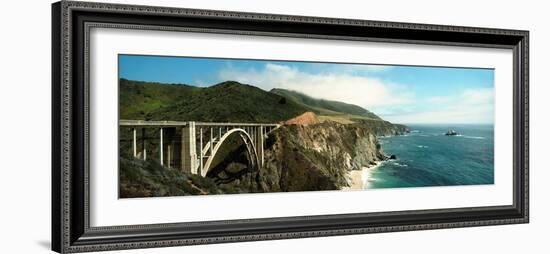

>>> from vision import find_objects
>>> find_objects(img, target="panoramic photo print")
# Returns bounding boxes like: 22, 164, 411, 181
118, 55, 495, 198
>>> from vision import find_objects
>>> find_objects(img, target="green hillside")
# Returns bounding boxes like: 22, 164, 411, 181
119, 79, 410, 197
120, 79, 394, 125
120, 79, 309, 123
270, 88, 381, 120
119, 78, 200, 119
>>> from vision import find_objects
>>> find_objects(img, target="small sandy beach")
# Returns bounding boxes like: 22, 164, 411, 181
344, 161, 383, 190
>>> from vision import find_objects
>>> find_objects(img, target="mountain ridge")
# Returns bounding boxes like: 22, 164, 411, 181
119, 78, 409, 197
119, 79, 400, 128
270, 88, 381, 120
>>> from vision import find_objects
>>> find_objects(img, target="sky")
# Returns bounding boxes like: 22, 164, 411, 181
119, 54, 495, 124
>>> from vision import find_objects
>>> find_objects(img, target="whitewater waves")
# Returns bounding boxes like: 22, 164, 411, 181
451, 134, 486, 139
460, 135, 486, 139
391, 161, 408, 167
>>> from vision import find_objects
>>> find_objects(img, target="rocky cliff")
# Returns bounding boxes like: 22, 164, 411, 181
260, 121, 388, 191
120, 120, 397, 197
353, 118, 410, 136
208, 121, 390, 193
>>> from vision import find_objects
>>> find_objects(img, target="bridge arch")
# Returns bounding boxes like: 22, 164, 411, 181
201, 128, 260, 177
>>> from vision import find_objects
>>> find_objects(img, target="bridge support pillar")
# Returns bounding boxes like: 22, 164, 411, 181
164, 128, 177, 169
259, 126, 264, 167
159, 128, 163, 166
142, 128, 147, 161
132, 128, 137, 158
182, 122, 198, 174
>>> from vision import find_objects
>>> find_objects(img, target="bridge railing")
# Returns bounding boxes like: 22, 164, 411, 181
120, 120, 279, 127
119, 120, 280, 176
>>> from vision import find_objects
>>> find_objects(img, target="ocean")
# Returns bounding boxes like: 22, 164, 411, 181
366, 124, 494, 189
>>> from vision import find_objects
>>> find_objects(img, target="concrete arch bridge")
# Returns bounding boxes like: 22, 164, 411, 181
120, 120, 280, 177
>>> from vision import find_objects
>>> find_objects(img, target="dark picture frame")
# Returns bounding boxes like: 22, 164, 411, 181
52, 1, 529, 253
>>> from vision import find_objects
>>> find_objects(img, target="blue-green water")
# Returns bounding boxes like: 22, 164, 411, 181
367, 124, 494, 189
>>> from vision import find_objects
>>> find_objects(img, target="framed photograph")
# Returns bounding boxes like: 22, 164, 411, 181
52, 1, 529, 253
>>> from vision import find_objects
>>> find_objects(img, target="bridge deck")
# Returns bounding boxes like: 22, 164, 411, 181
120, 119, 279, 176
120, 120, 280, 127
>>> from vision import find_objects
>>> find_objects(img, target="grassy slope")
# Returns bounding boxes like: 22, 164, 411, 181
270, 88, 382, 120
119, 78, 200, 120
120, 80, 310, 123
121, 79, 393, 125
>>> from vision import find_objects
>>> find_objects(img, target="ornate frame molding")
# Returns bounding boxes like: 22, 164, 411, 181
52, 1, 529, 253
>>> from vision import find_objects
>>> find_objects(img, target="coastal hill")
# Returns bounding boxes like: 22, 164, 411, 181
119, 79, 408, 197
270, 88, 381, 120
120, 79, 308, 123
120, 79, 395, 128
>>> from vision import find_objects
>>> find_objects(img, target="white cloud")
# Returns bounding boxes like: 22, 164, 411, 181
381, 88, 495, 124
218, 63, 412, 109
217, 63, 493, 124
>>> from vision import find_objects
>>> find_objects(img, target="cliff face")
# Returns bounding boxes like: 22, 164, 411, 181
260, 122, 387, 191
210, 121, 388, 193
120, 121, 398, 197
353, 118, 410, 136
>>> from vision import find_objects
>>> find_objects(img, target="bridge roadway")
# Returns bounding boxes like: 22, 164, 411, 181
119, 120, 280, 177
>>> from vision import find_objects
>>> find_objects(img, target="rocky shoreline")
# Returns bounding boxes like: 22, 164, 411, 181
344, 152, 399, 190
209, 118, 405, 192
344, 161, 384, 190
119, 119, 406, 197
